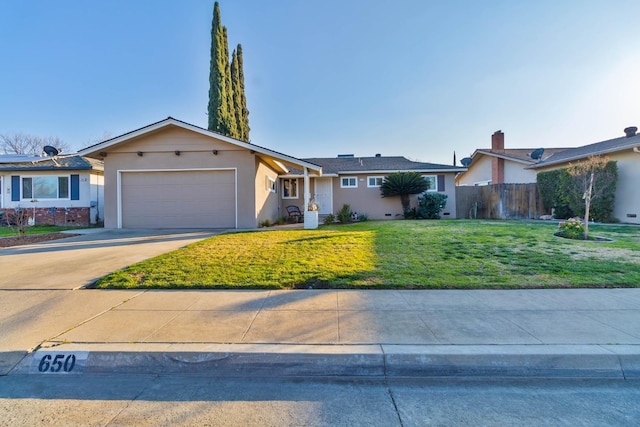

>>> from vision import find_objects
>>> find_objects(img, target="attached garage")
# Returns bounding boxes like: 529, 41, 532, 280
78, 117, 322, 229
119, 169, 236, 228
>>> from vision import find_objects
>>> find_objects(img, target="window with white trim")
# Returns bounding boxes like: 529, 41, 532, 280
423, 175, 437, 192
282, 178, 298, 199
22, 176, 70, 199
266, 177, 276, 193
367, 176, 384, 188
341, 177, 357, 188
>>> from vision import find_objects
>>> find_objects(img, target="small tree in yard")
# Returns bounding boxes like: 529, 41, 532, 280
6, 207, 29, 236
566, 156, 617, 239
380, 172, 430, 215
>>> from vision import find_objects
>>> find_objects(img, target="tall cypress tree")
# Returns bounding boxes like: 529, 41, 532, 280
236, 44, 250, 141
207, 2, 228, 134
207, 2, 248, 140
222, 27, 238, 138
230, 49, 244, 140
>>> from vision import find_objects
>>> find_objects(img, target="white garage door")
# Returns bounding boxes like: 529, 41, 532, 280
121, 170, 236, 228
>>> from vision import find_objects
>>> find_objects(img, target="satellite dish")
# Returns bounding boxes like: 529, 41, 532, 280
460, 157, 472, 167
43, 146, 59, 157
530, 148, 544, 160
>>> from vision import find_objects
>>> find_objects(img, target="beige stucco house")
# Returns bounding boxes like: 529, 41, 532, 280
281, 155, 466, 220
456, 130, 568, 186
78, 117, 321, 229
529, 126, 640, 224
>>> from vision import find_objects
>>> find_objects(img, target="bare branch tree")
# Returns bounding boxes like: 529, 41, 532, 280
84, 130, 114, 148
0, 133, 72, 155
567, 156, 616, 239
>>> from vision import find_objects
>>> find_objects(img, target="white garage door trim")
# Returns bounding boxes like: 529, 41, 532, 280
117, 168, 238, 229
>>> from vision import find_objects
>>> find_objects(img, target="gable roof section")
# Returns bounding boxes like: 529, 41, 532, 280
78, 117, 322, 175
285, 156, 466, 176
0, 154, 103, 172
529, 133, 640, 169
472, 148, 570, 165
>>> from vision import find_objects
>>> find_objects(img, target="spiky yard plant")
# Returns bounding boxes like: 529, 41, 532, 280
380, 172, 430, 214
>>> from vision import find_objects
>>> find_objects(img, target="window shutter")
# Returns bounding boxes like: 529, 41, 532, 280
70, 174, 80, 200
11, 176, 20, 201
437, 175, 445, 192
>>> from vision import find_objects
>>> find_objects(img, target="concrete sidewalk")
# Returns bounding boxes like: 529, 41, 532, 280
6, 288, 640, 378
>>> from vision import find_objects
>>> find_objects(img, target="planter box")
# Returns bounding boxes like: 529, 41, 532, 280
304, 211, 319, 229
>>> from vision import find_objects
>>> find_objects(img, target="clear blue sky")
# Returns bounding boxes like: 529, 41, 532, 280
2, 1, 639, 165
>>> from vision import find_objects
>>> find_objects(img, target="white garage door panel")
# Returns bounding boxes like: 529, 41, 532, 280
121, 170, 235, 228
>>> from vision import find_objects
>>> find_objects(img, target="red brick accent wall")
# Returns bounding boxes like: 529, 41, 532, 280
491, 157, 505, 184
491, 130, 505, 184
1, 207, 90, 227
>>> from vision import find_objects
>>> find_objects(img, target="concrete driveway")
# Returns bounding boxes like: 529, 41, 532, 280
0, 229, 226, 290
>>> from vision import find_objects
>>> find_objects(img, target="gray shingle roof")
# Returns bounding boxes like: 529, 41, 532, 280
287, 156, 465, 175
474, 148, 570, 164
529, 133, 640, 169
0, 155, 103, 172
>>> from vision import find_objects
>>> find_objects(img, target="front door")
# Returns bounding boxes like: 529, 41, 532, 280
314, 178, 333, 215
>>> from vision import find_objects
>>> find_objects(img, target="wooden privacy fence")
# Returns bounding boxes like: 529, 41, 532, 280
456, 183, 545, 220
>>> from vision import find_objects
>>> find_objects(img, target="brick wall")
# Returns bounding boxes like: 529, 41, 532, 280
0, 207, 90, 227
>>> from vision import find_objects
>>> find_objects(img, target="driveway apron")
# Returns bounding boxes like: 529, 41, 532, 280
0, 229, 224, 290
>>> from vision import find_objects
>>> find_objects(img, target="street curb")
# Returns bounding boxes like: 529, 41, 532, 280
9, 344, 640, 379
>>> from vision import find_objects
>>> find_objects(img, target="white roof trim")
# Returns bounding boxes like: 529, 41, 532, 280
336, 168, 465, 174
78, 117, 322, 174
472, 150, 534, 165
527, 144, 640, 169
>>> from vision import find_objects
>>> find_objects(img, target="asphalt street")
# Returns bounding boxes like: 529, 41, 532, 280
1, 375, 638, 426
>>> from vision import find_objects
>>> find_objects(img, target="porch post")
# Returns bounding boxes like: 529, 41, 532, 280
303, 167, 310, 213
303, 167, 318, 229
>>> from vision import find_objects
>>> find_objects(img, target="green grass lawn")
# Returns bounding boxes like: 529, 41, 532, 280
0, 225, 75, 237
94, 220, 640, 289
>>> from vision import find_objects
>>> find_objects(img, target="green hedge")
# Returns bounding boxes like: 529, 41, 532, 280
537, 161, 618, 222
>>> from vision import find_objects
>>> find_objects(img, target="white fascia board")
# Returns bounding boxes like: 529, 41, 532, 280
528, 145, 637, 169
279, 173, 327, 178
336, 169, 466, 174
78, 117, 322, 174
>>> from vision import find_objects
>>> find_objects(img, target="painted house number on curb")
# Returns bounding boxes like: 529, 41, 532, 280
31, 352, 89, 374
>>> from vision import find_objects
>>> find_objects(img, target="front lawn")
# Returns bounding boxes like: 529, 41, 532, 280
0, 225, 75, 237
94, 220, 640, 289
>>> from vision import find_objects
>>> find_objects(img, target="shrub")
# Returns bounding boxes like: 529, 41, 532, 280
357, 213, 368, 222
417, 193, 448, 219
403, 207, 417, 219
8, 207, 29, 236
554, 217, 585, 240
259, 219, 271, 228
323, 213, 336, 225
537, 161, 617, 222
537, 169, 574, 219
336, 204, 353, 223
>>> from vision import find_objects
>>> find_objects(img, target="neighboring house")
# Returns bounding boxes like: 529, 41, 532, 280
281, 155, 466, 220
528, 126, 640, 224
77, 117, 321, 229
0, 154, 104, 227
456, 130, 569, 186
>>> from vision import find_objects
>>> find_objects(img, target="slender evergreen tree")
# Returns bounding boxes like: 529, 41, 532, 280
207, 2, 229, 134
222, 27, 238, 138
236, 44, 250, 141
207, 2, 248, 140
230, 49, 244, 140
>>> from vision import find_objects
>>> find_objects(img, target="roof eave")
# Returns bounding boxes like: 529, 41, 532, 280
78, 117, 322, 175
528, 144, 640, 169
